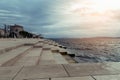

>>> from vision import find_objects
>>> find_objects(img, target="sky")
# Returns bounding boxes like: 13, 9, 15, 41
0, 0, 120, 38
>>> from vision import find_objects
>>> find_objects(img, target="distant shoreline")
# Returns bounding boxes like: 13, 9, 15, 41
49, 37, 120, 39
52, 38, 120, 63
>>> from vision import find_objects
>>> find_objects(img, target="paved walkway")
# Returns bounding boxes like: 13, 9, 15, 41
1, 62, 120, 80
0, 39, 120, 80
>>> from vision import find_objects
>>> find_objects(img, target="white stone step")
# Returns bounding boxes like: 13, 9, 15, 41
52, 76, 94, 80
24, 48, 42, 57
51, 47, 68, 55
63, 62, 120, 77
14, 64, 68, 80
59, 48, 68, 55
42, 44, 53, 50
0, 39, 41, 54
14, 48, 42, 66
34, 42, 44, 48
63, 55, 76, 63
39, 50, 56, 65
0, 66, 22, 79
53, 53, 68, 64
0, 46, 31, 66
51, 47, 60, 53
93, 75, 120, 80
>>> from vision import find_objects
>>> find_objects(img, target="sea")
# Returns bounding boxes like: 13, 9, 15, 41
51, 37, 120, 63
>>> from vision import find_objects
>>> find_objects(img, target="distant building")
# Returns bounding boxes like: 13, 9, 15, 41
0, 28, 5, 37
10, 24, 24, 38
4, 24, 10, 38
0, 24, 43, 38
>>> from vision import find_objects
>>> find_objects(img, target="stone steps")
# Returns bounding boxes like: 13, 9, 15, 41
0, 46, 32, 66
0, 66, 22, 80
0, 39, 41, 55
0, 39, 76, 66
13, 48, 42, 66
42, 44, 53, 50
8, 41, 44, 66
39, 50, 56, 65
53, 52, 69, 64
63, 55, 76, 63
33, 42, 44, 48
1, 39, 120, 80
0, 43, 23, 55
0, 39, 72, 67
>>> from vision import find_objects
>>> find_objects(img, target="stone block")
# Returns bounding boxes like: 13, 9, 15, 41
15, 65, 68, 79
52, 76, 94, 80
63, 63, 120, 77
0, 66, 22, 78
94, 75, 120, 80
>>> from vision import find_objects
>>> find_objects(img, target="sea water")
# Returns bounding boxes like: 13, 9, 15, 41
51, 38, 120, 63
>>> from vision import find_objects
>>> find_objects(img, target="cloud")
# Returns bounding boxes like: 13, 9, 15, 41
0, 0, 120, 38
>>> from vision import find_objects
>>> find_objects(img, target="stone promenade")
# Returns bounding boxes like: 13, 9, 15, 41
0, 39, 120, 80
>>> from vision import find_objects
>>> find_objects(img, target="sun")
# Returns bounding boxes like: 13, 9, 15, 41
91, 0, 120, 13
61, 0, 120, 23
70, 0, 120, 15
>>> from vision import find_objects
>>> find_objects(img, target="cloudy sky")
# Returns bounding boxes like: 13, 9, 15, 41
0, 0, 120, 38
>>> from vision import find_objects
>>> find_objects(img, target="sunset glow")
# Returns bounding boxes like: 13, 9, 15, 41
70, 0, 120, 14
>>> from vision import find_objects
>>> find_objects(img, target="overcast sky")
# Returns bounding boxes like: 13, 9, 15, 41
0, 0, 120, 38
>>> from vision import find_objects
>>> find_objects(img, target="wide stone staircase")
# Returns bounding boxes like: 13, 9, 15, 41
0, 39, 120, 80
